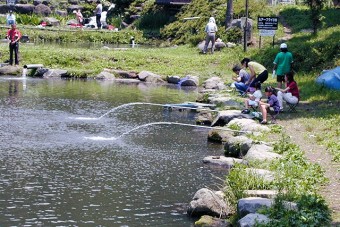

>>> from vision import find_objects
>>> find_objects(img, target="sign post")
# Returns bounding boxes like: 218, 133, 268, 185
257, 17, 278, 48
243, 0, 249, 52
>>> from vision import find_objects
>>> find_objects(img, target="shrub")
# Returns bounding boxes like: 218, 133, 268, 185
261, 194, 331, 226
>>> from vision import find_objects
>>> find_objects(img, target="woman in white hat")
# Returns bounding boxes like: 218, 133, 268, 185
273, 43, 294, 88
203, 17, 218, 54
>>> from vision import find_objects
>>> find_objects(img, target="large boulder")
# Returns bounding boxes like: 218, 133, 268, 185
238, 213, 270, 227
208, 95, 242, 109
195, 215, 232, 227
0, 5, 11, 14
166, 75, 181, 84
14, 4, 35, 14
227, 118, 270, 135
109, 69, 138, 79
211, 110, 252, 127
95, 71, 115, 80
230, 18, 253, 44
33, 0, 50, 5
224, 135, 253, 158
0, 65, 21, 75
215, 41, 226, 51
42, 69, 69, 78
187, 188, 230, 218
238, 197, 297, 219
197, 40, 227, 51
138, 71, 166, 84
179, 75, 199, 87
207, 126, 234, 143
34, 3, 52, 16
55, 10, 67, 16
237, 197, 273, 219
203, 77, 226, 90
244, 144, 281, 162
197, 111, 215, 126
67, 4, 82, 13
42, 17, 60, 26
33, 67, 49, 77
202, 156, 246, 169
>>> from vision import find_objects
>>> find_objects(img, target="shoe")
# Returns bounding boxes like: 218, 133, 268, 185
241, 109, 250, 114
260, 120, 267, 124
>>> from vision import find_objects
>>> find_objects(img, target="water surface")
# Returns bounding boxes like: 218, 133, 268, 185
0, 77, 225, 226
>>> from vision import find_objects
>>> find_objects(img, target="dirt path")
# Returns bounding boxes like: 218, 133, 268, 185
277, 108, 340, 225
275, 18, 340, 225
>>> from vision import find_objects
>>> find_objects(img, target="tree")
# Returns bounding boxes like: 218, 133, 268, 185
304, 0, 325, 35
225, 0, 233, 28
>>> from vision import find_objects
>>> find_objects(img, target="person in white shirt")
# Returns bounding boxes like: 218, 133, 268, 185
95, 0, 103, 29
203, 17, 218, 54
6, 10, 16, 26
241, 82, 263, 114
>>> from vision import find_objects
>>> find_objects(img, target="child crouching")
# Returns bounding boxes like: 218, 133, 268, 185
241, 82, 262, 114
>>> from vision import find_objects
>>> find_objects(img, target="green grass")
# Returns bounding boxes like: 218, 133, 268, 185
225, 134, 331, 226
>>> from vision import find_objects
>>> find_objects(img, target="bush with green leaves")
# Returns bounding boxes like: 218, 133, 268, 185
259, 194, 331, 226
16, 14, 42, 26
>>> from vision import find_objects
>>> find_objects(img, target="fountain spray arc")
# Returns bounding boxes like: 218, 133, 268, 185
74, 102, 218, 120
84, 121, 250, 141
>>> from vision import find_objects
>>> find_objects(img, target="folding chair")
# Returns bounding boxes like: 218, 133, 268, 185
286, 101, 299, 113
251, 105, 258, 112
270, 108, 280, 124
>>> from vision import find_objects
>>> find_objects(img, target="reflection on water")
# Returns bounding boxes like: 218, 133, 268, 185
0, 78, 225, 226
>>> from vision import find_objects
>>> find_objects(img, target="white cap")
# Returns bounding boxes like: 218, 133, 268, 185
280, 43, 287, 49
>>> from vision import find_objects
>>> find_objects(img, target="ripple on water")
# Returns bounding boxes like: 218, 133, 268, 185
0, 79, 224, 227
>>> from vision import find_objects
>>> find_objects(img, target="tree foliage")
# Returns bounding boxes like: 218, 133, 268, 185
304, 0, 325, 34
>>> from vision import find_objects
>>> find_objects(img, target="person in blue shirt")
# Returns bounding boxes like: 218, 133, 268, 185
231, 65, 250, 95
259, 86, 280, 124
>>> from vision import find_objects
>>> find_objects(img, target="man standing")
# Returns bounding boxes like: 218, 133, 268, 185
203, 17, 218, 54
273, 43, 294, 88
95, 0, 102, 29
7, 24, 22, 66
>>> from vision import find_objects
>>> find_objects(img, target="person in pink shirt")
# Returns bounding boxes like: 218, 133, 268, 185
6, 24, 22, 66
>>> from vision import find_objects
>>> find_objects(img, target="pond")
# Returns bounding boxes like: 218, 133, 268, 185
0, 77, 226, 226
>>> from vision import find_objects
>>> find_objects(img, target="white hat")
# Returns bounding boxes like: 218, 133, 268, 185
280, 43, 287, 49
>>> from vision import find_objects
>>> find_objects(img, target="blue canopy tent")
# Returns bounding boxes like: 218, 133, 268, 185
315, 66, 340, 90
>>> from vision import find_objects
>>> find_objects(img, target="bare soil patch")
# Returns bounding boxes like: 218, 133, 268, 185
275, 101, 340, 225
